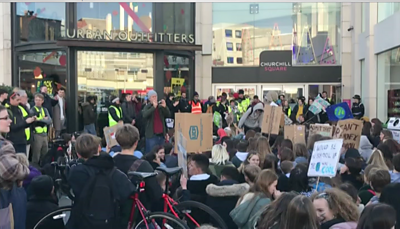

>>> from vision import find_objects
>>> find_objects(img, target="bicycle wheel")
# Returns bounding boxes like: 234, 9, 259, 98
174, 200, 228, 229
134, 212, 189, 229
33, 206, 72, 229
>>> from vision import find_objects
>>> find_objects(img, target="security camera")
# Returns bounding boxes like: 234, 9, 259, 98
348, 26, 354, 31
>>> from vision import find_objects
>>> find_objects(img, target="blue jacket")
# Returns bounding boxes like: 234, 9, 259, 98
0, 185, 27, 229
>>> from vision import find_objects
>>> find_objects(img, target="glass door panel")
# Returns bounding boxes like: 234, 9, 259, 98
283, 85, 304, 105
235, 86, 256, 99
215, 86, 235, 99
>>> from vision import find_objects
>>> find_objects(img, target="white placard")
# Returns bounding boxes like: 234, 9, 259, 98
392, 130, 400, 144
308, 139, 343, 177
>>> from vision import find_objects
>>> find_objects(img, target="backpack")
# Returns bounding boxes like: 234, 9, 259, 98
74, 168, 119, 229
206, 105, 214, 114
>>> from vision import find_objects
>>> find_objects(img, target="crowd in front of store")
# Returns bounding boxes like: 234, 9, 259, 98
3, 84, 400, 229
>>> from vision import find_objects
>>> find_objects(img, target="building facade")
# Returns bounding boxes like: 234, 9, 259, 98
206, 2, 353, 104
351, 3, 400, 122
10, 2, 198, 131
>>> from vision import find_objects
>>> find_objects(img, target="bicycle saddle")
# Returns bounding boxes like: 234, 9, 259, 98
156, 167, 182, 176
128, 171, 157, 180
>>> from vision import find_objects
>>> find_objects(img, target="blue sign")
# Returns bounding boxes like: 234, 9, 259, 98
189, 126, 199, 140
326, 102, 353, 121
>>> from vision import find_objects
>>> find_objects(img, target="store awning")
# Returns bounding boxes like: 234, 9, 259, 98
57, 39, 202, 51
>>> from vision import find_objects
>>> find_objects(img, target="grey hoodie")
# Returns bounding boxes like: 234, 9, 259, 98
390, 170, 400, 183
238, 103, 264, 129
359, 135, 373, 161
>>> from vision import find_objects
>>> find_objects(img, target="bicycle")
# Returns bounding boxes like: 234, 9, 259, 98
34, 171, 188, 229
155, 167, 228, 229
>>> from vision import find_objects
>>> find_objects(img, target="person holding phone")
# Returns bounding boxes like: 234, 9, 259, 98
142, 90, 170, 154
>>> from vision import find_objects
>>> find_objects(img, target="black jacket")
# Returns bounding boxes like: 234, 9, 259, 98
20, 104, 34, 144
82, 102, 96, 125
67, 154, 135, 229
26, 196, 65, 229
42, 93, 58, 119
113, 154, 163, 209
166, 99, 179, 119
6, 104, 29, 145
206, 180, 250, 229
352, 102, 365, 119
121, 101, 136, 124
179, 98, 191, 113
290, 104, 308, 122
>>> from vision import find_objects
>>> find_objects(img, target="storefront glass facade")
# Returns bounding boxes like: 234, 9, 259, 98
12, 2, 196, 132
377, 47, 400, 121
212, 2, 341, 67
378, 3, 400, 23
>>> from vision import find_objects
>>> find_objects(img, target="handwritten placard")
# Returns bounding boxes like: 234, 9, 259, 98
308, 139, 344, 177
332, 126, 343, 139
337, 119, 363, 149
309, 124, 333, 138
177, 131, 188, 178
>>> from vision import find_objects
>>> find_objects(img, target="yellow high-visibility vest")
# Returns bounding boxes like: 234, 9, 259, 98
34, 106, 48, 134
108, 105, 122, 127
5, 104, 31, 140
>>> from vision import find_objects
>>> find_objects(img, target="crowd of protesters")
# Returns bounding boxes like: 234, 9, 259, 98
0, 85, 398, 229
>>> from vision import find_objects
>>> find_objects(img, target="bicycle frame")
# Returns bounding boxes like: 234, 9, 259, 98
162, 194, 200, 228
128, 185, 151, 229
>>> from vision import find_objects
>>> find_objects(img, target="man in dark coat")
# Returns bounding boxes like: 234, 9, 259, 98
40, 85, 58, 119
26, 175, 65, 229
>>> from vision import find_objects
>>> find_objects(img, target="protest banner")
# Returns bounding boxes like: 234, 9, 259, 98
309, 124, 333, 138
336, 119, 363, 149
326, 102, 354, 121
332, 126, 343, 139
308, 139, 344, 177
174, 113, 213, 153
284, 125, 306, 144
309, 95, 331, 114
176, 130, 188, 178
391, 130, 400, 144
103, 123, 123, 148
262, 104, 283, 135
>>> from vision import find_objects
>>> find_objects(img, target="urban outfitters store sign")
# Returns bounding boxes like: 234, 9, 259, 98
66, 29, 195, 44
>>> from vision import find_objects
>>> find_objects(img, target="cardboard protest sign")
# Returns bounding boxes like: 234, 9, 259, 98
176, 131, 188, 178
332, 126, 343, 139
326, 102, 353, 121
308, 139, 344, 177
336, 119, 363, 149
284, 125, 306, 144
262, 104, 283, 135
174, 113, 213, 153
103, 123, 123, 148
309, 124, 333, 138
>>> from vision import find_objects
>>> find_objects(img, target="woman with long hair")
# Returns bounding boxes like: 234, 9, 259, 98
312, 188, 359, 229
143, 145, 166, 170
237, 151, 260, 183
357, 203, 396, 229
221, 138, 236, 160
256, 136, 272, 167
231, 169, 279, 229
367, 149, 390, 171
383, 139, 400, 155
209, 144, 234, 178
256, 192, 297, 229
289, 164, 313, 197
0, 105, 30, 229
282, 195, 320, 229
293, 143, 309, 164
370, 120, 383, 147
271, 136, 283, 155
381, 129, 394, 142
247, 137, 258, 152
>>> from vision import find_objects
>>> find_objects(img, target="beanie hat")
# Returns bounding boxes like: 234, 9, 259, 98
194, 91, 199, 97
147, 90, 157, 98
30, 175, 54, 197
238, 89, 245, 95
345, 148, 361, 159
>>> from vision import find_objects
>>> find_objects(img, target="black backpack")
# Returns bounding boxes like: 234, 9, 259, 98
74, 168, 120, 229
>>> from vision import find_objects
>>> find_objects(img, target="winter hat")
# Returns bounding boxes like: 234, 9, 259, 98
148, 90, 157, 98
238, 89, 245, 95
30, 175, 54, 197
233, 93, 239, 99
194, 91, 199, 97
112, 97, 120, 103
345, 148, 361, 159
